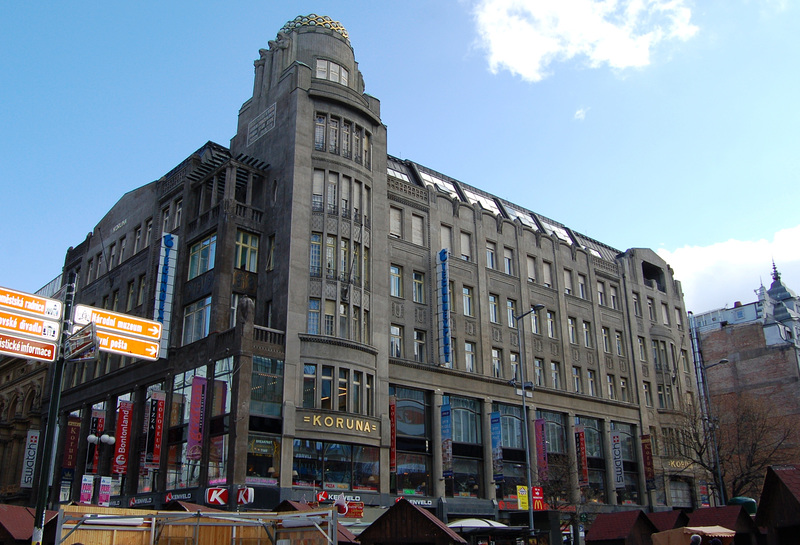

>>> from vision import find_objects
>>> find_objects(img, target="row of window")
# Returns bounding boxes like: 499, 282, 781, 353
314, 113, 372, 169
307, 298, 371, 344
302, 363, 375, 416
86, 218, 154, 285
188, 230, 274, 280
310, 233, 370, 284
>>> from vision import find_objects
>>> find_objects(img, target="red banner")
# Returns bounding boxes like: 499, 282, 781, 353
62, 416, 82, 468
187, 377, 207, 460
575, 426, 589, 487
113, 400, 134, 474
89, 410, 105, 473
641, 434, 656, 490
535, 418, 548, 482
389, 396, 396, 473
150, 392, 166, 468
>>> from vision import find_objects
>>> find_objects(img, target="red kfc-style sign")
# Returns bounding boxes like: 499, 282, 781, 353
206, 487, 228, 506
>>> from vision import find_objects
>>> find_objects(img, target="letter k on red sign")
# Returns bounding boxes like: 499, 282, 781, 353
205, 487, 228, 506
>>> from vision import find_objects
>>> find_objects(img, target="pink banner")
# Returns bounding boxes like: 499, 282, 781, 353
80, 475, 94, 504
575, 426, 589, 487
98, 476, 112, 507
150, 392, 166, 468
535, 418, 548, 482
389, 396, 396, 473
113, 400, 134, 474
187, 377, 207, 460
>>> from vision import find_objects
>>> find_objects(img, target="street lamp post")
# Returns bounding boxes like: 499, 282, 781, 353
699, 358, 729, 506
511, 303, 544, 539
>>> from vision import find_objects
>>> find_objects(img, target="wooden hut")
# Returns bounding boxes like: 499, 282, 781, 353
585, 510, 658, 545
756, 464, 800, 545
359, 498, 467, 545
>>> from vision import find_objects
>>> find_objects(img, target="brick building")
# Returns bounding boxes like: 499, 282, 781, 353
689, 264, 800, 498
16, 13, 706, 539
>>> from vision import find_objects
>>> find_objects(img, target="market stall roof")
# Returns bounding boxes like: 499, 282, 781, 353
652, 525, 735, 545
447, 518, 508, 528
0, 504, 58, 541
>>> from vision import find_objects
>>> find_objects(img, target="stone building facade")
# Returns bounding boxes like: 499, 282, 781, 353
25, 13, 703, 536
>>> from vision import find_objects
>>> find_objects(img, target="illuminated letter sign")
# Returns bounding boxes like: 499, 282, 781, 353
436, 250, 452, 366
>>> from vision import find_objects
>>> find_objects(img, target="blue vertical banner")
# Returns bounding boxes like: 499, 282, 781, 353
491, 411, 503, 482
441, 404, 453, 478
436, 249, 452, 367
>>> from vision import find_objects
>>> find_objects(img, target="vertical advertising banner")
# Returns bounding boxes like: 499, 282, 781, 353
80, 475, 94, 504
436, 249, 452, 367
490, 411, 503, 483
517, 485, 529, 510
148, 391, 166, 469
89, 410, 105, 473
611, 430, 625, 489
641, 434, 657, 491
113, 400, 134, 474
62, 416, 82, 469
187, 376, 207, 460
441, 404, 453, 478
389, 395, 397, 474
98, 476, 112, 507
534, 418, 548, 482
575, 425, 589, 487
19, 430, 39, 488
154, 233, 178, 353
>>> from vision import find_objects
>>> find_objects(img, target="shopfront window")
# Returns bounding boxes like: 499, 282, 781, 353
612, 421, 640, 505
292, 440, 379, 492
138, 384, 167, 494
246, 435, 281, 486
166, 366, 207, 490
251, 356, 284, 417
578, 416, 606, 504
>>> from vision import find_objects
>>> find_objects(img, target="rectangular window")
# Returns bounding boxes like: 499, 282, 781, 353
610, 285, 619, 309
188, 233, 217, 280
542, 261, 552, 287
563, 269, 573, 295
510, 353, 519, 381
681, 349, 690, 373
578, 274, 587, 299
137, 275, 146, 306
324, 300, 335, 336
183, 297, 211, 345
572, 366, 583, 394
531, 308, 540, 334
534, 358, 544, 387
597, 282, 606, 306
647, 298, 655, 321
109, 243, 116, 270
144, 219, 153, 248
462, 286, 474, 317
675, 308, 684, 330
492, 349, 503, 378
312, 169, 324, 210
308, 298, 321, 334
338, 369, 349, 411
550, 362, 561, 389
615, 331, 624, 356
412, 271, 425, 303
602, 328, 611, 353
352, 371, 362, 414
389, 207, 403, 238
607, 375, 616, 399
547, 311, 556, 338
633, 292, 642, 316
486, 241, 497, 269
643, 382, 653, 407
488, 294, 499, 323
583, 321, 592, 348
133, 227, 142, 254
303, 364, 317, 408
620, 378, 629, 402
265, 235, 275, 271
568, 317, 577, 344
460, 232, 472, 261
321, 366, 333, 410
125, 281, 135, 311
235, 230, 259, 272
390, 265, 403, 297
328, 117, 339, 154
503, 247, 514, 275
526, 255, 536, 283
411, 214, 425, 246
315, 114, 326, 151
662, 302, 670, 325
464, 342, 475, 372
507, 299, 517, 328
310, 233, 322, 277
638, 337, 647, 361
390, 325, 403, 358
587, 370, 597, 397
413, 330, 426, 363
441, 224, 452, 254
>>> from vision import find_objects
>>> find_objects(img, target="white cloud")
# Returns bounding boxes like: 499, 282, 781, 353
574, 107, 590, 120
657, 225, 800, 313
472, 0, 699, 82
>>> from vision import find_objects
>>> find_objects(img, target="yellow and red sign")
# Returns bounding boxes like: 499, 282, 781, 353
0, 286, 62, 363
73, 304, 161, 361
95, 330, 160, 361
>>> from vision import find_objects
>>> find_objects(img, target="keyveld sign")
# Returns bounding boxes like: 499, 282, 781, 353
74, 305, 162, 361
0, 286, 62, 362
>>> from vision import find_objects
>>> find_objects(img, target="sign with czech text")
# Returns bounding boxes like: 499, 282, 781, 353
0, 286, 62, 320
74, 305, 162, 340
0, 332, 58, 362
0, 308, 59, 342
95, 330, 160, 360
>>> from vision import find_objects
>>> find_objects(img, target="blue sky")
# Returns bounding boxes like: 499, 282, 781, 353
1, 0, 798, 312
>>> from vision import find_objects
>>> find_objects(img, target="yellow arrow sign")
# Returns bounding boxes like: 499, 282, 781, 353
74, 305, 162, 341
0, 286, 62, 320
95, 330, 160, 361
0, 309, 60, 341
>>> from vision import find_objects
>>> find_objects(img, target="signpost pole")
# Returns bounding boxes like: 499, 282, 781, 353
31, 272, 76, 545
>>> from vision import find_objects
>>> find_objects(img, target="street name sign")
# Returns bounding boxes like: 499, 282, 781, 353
64, 322, 97, 361
73, 304, 162, 361
0, 286, 63, 363
95, 330, 160, 361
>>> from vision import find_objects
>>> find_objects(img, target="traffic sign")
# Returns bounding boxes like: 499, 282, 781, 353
0, 332, 58, 363
0, 308, 59, 342
74, 305, 162, 340
95, 330, 160, 361
64, 323, 96, 360
0, 286, 62, 320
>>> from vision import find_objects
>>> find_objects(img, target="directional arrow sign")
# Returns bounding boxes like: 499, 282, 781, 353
0, 332, 58, 362
0, 308, 60, 342
95, 330, 160, 361
0, 286, 62, 320
74, 305, 162, 341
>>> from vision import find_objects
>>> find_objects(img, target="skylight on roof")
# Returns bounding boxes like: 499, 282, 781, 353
419, 172, 458, 198
387, 167, 410, 182
462, 187, 501, 215
538, 218, 572, 243
504, 204, 538, 229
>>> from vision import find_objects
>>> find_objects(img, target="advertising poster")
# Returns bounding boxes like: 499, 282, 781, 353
62, 416, 82, 469
534, 418, 548, 482
575, 426, 589, 487
98, 476, 112, 507
88, 410, 105, 473
19, 430, 39, 488
113, 400, 134, 474
641, 434, 657, 490
441, 404, 453, 478
611, 430, 625, 489
517, 485, 529, 510
79, 475, 94, 504
187, 376, 207, 460
142, 391, 166, 469
490, 411, 503, 482
389, 395, 396, 473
